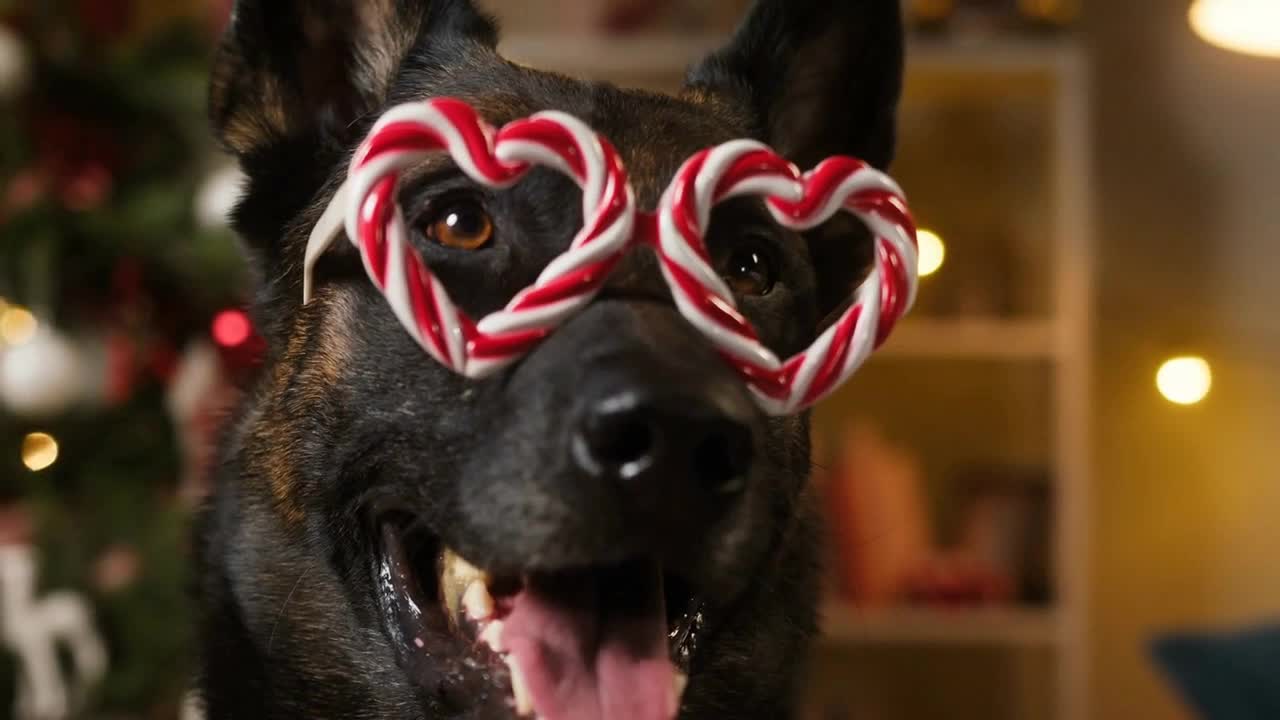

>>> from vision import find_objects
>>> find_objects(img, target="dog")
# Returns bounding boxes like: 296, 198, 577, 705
198, 1, 904, 718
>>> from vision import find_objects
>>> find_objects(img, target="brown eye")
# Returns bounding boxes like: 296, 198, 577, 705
426, 200, 493, 250
722, 244, 776, 296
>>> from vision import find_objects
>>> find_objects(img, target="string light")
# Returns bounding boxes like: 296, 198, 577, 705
21, 432, 59, 472
212, 309, 252, 348
0, 304, 38, 347
1189, 0, 1280, 58
1156, 355, 1213, 406
916, 229, 946, 277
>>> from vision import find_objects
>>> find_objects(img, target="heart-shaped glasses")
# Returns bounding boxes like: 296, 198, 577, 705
305, 98, 918, 415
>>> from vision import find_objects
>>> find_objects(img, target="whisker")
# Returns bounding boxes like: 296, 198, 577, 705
267, 565, 313, 656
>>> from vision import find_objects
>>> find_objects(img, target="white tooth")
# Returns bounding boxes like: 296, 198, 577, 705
670, 671, 688, 715
507, 656, 534, 717
440, 550, 488, 621
441, 550, 487, 589
463, 579, 495, 621
479, 619, 506, 654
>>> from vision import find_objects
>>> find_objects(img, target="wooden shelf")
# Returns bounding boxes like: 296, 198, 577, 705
500, 34, 721, 77
499, 33, 1081, 79
821, 605, 1059, 648
874, 317, 1057, 360
908, 35, 1083, 73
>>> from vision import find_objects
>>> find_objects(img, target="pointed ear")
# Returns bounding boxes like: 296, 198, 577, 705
209, 1, 497, 343
210, 0, 497, 156
687, 0, 904, 170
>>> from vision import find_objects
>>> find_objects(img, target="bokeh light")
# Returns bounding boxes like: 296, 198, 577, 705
212, 309, 252, 348
916, 229, 946, 277
1189, 0, 1280, 58
21, 432, 59, 472
1156, 356, 1213, 405
0, 304, 38, 347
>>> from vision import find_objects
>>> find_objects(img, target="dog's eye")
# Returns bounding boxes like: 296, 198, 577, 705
721, 241, 776, 297
424, 199, 493, 251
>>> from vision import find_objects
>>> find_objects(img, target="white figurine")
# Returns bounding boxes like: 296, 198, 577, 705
0, 545, 107, 720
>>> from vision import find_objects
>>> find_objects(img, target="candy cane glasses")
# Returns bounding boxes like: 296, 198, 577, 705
304, 98, 918, 415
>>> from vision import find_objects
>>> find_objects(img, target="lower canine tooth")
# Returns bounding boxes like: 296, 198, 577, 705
479, 619, 505, 654
463, 580, 495, 621
507, 657, 534, 717
440, 550, 488, 623
671, 671, 688, 715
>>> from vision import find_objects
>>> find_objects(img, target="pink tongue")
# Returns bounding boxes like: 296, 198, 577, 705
500, 565, 676, 720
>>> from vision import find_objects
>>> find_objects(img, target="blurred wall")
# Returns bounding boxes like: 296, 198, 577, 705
1088, 1, 1280, 718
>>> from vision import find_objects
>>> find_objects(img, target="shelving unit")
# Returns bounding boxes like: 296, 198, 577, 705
501, 33, 1082, 82
499, 17, 1092, 720
502, 33, 721, 76
815, 37, 1093, 720
876, 318, 1057, 360
823, 605, 1058, 648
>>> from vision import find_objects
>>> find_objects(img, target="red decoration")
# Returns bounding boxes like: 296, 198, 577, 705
3, 169, 44, 215
211, 309, 251, 348
601, 0, 673, 33
7, 111, 124, 215
77, 0, 135, 42
208, 0, 233, 36
0, 503, 33, 546
59, 162, 113, 212
93, 544, 141, 594
103, 332, 138, 405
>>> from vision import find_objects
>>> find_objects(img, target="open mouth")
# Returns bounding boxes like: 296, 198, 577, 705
375, 515, 703, 720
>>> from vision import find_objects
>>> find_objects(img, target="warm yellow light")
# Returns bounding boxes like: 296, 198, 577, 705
1189, 0, 1280, 58
0, 305, 38, 346
1156, 356, 1213, 405
21, 432, 59, 472
916, 229, 946, 277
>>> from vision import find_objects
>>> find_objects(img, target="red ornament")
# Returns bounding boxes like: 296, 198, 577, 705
601, 0, 673, 33
103, 332, 138, 405
93, 544, 142, 594
208, 0, 233, 37
77, 0, 135, 42
0, 503, 33, 546
211, 309, 252, 348
2, 168, 46, 217
59, 162, 113, 212
25, 111, 123, 211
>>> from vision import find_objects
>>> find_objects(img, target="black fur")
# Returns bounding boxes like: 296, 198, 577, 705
199, 1, 903, 718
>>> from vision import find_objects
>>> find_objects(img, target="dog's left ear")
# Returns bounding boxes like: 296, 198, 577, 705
688, 0, 904, 169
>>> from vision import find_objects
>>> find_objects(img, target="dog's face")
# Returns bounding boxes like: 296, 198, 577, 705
200, 2, 902, 718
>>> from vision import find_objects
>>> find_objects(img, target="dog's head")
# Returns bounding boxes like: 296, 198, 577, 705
204, 1, 902, 718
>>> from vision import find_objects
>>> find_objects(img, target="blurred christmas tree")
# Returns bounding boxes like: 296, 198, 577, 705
0, 1, 249, 717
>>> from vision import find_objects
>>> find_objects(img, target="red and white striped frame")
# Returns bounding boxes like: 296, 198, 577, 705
303, 98, 918, 414
655, 141, 918, 414
305, 98, 636, 377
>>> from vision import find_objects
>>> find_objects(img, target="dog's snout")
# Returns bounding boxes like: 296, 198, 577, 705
573, 388, 754, 504
574, 393, 661, 479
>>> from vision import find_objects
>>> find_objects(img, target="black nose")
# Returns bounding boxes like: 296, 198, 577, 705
572, 389, 754, 503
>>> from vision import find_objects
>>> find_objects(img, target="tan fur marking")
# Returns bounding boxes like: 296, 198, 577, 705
251, 288, 356, 527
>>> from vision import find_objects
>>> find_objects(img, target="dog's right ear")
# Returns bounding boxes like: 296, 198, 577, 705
687, 0, 903, 171
210, 1, 496, 342
210, 0, 496, 156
